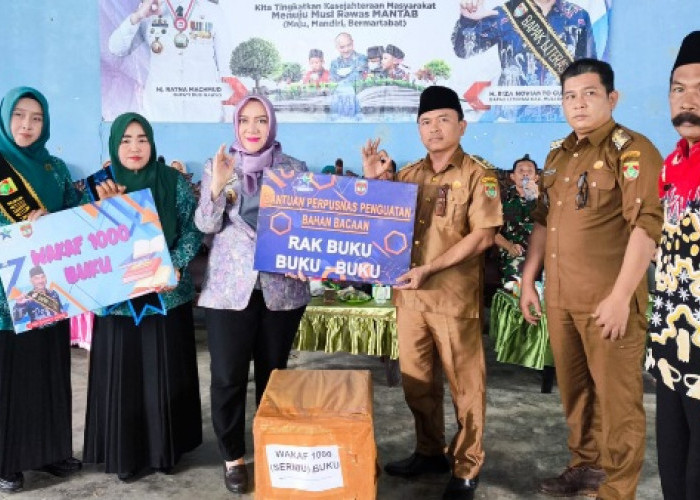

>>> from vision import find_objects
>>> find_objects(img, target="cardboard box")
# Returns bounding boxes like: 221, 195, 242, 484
254, 370, 377, 499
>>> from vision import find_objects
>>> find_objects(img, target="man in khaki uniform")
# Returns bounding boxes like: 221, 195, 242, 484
520, 59, 663, 500
361, 86, 503, 500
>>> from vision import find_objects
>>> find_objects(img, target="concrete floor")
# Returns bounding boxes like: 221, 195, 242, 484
6, 329, 662, 499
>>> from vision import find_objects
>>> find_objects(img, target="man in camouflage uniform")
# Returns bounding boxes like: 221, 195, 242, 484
495, 154, 539, 284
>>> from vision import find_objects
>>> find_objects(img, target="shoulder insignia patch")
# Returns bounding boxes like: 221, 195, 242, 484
621, 150, 641, 180
550, 138, 565, 151
481, 176, 499, 198
612, 127, 632, 151
470, 154, 497, 170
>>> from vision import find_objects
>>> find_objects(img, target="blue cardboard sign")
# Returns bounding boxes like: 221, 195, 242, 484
0, 189, 176, 333
253, 172, 417, 284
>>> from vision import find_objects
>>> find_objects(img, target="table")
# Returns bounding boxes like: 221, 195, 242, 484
489, 289, 655, 393
294, 296, 401, 385
489, 289, 555, 392
489, 289, 554, 369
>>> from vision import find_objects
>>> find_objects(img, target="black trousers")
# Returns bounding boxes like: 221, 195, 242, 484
656, 381, 700, 500
0, 323, 72, 477
205, 290, 305, 461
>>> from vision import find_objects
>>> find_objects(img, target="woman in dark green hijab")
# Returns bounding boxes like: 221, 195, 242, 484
84, 112, 203, 481
104, 112, 179, 247
0, 87, 83, 492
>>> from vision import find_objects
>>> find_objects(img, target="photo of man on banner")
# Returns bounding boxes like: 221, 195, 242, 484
12, 266, 66, 329
452, 0, 599, 122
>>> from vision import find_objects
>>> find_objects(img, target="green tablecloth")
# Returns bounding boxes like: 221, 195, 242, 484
294, 297, 398, 360
489, 289, 554, 370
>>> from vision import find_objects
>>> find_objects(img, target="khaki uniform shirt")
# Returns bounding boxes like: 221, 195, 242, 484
393, 147, 504, 318
532, 119, 663, 312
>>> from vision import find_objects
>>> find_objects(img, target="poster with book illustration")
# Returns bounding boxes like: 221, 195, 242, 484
254, 171, 417, 284
0, 189, 176, 333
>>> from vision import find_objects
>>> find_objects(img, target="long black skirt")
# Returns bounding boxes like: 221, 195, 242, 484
83, 303, 202, 474
0, 322, 73, 477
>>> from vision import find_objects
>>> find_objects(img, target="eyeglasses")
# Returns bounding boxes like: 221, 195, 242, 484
575, 171, 588, 210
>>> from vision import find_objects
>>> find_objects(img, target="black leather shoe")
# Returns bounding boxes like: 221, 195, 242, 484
442, 475, 479, 500
0, 472, 23, 493
117, 470, 136, 481
384, 452, 450, 477
224, 463, 249, 494
38, 457, 82, 477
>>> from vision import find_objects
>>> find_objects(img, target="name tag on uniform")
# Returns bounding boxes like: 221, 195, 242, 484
435, 184, 449, 217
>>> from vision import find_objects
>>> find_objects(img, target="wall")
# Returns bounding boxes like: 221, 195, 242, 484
1, 2, 696, 179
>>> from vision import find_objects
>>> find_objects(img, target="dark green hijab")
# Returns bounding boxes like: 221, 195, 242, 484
108, 113, 179, 248
0, 86, 63, 211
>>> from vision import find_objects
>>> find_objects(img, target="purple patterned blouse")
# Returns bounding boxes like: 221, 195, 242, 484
194, 153, 311, 311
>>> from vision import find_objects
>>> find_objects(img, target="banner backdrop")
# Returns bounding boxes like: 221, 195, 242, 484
100, 0, 611, 123
253, 171, 417, 284
0, 189, 176, 333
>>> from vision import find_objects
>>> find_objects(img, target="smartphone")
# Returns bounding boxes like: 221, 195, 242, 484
85, 165, 115, 202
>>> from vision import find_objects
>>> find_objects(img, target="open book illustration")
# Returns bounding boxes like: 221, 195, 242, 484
121, 235, 170, 287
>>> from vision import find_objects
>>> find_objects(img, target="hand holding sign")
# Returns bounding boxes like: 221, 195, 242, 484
211, 144, 236, 199
26, 209, 48, 222
95, 180, 127, 200
285, 270, 310, 282
156, 267, 180, 293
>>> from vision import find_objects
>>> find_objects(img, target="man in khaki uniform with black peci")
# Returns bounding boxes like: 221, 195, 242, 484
361, 86, 503, 500
520, 59, 663, 500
